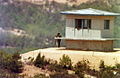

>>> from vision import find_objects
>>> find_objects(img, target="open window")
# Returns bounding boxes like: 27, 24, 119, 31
75, 19, 91, 30
104, 20, 110, 29
75, 19, 82, 29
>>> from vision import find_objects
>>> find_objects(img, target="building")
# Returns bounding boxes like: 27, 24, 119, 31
60, 8, 120, 51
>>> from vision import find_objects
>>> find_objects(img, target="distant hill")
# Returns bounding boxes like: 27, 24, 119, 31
16, 0, 91, 6
0, 0, 120, 53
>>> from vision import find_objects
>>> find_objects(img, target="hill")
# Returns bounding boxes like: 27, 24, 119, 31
19, 0, 90, 6
0, 0, 120, 53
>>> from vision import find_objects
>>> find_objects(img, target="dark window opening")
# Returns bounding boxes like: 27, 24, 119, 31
104, 20, 110, 29
75, 19, 91, 29
75, 19, 82, 29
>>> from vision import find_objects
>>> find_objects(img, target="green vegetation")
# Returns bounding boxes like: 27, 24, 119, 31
99, 60, 105, 69
59, 54, 72, 69
9, 52, 23, 73
2, 52, 120, 78
33, 54, 91, 78
0, 0, 120, 77
98, 60, 115, 78
74, 60, 90, 78
34, 53, 49, 68
33, 74, 49, 78
0, 51, 23, 78
33, 54, 120, 78
50, 72, 77, 78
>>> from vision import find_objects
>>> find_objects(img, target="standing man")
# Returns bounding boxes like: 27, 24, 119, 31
55, 33, 62, 47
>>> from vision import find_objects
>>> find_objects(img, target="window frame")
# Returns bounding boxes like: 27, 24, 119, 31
75, 19, 91, 30
104, 20, 110, 30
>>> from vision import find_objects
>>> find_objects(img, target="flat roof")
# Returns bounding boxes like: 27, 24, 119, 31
61, 8, 120, 16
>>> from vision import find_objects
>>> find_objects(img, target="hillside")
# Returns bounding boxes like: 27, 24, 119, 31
0, 0, 120, 53
18, 0, 90, 6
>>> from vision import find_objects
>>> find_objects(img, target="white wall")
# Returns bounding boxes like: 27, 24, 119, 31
65, 15, 114, 39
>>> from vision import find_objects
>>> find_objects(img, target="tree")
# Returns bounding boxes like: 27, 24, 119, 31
9, 52, 23, 73
59, 54, 72, 69
34, 53, 49, 68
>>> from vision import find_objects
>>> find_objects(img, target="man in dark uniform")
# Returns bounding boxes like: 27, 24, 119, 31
55, 33, 62, 47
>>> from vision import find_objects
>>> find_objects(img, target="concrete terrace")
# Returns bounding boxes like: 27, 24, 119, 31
21, 47, 120, 70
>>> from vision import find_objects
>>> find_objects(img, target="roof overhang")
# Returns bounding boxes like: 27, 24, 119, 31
60, 8, 120, 16
55, 37, 120, 41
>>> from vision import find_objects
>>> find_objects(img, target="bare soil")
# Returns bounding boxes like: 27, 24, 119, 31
21, 47, 120, 70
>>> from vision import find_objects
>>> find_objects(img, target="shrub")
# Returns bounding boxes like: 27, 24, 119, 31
0, 51, 23, 73
98, 69, 114, 78
50, 72, 78, 78
48, 61, 67, 73
74, 70, 84, 78
98, 60, 116, 78
33, 74, 49, 78
9, 52, 23, 73
9, 59, 23, 73
34, 53, 49, 68
74, 60, 90, 78
59, 54, 72, 69
12, 52, 21, 60
99, 60, 115, 71
99, 60, 105, 70
27, 57, 34, 65
115, 63, 120, 69
74, 60, 90, 72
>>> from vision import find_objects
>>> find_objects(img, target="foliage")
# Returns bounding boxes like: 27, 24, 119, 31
98, 70, 114, 78
50, 72, 78, 78
0, 51, 23, 77
33, 74, 49, 78
9, 52, 23, 73
0, 69, 23, 78
59, 54, 72, 69
74, 60, 90, 78
74, 60, 90, 72
48, 61, 68, 73
98, 60, 116, 78
34, 53, 49, 68
27, 57, 34, 65
115, 63, 120, 69
0, 51, 23, 73
99, 60, 105, 69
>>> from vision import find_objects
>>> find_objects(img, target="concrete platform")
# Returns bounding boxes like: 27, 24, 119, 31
21, 47, 120, 70
66, 40, 113, 51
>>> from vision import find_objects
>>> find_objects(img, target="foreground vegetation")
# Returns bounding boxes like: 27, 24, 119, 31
1, 50, 120, 78
32, 53, 120, 78
0, 51, 23, 78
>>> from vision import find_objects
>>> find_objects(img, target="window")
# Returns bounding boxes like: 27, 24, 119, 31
75, 19, 91, 29
75, 19, 82, 29
104, 20, 110, 29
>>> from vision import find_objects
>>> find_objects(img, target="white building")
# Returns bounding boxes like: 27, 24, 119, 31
60, 8, 120, 51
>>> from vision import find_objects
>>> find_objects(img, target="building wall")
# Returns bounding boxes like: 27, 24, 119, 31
65, 15, 114, 39
66, 40, 113, 51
